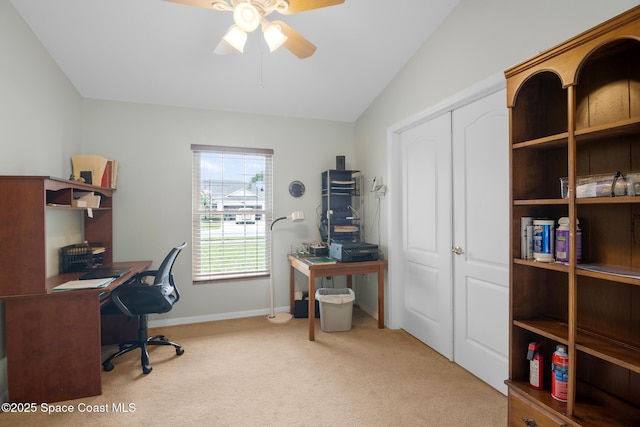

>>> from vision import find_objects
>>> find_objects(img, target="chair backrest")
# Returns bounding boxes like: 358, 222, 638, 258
154, 242, 187, 286
111, 242, 187, 317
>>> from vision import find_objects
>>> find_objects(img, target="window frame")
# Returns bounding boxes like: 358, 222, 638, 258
191, 144, 273, 283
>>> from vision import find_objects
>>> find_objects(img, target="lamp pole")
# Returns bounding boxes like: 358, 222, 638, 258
267, 211, 304, 324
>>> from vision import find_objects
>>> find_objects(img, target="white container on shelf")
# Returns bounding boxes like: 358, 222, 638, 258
533, 219, 554, 262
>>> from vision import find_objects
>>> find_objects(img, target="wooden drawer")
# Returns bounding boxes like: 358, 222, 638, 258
509, 392, 568, 427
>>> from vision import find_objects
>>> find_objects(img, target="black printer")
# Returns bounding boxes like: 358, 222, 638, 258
329, 242, 379, 262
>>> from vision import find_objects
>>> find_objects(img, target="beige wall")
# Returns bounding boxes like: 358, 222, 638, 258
0, 0, 82, 176
0, 0, 84, 402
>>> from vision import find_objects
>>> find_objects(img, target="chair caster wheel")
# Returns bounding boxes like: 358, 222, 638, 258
103, 362, 114, 372
176, 347, 184, 356
143, 365, 152, 374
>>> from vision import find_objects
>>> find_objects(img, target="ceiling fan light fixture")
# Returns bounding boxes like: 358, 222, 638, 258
214, 38, 237, 55
233, 2, 261, 32
222, 25, 247, 52
168, 0, 344, 59
263, 22, 288, 52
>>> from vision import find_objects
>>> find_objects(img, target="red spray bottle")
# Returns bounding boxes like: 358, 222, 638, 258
527, 341, 543, 390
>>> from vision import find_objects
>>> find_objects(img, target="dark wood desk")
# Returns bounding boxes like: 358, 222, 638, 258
288, 255, 387, 341
4, 260, 151, 403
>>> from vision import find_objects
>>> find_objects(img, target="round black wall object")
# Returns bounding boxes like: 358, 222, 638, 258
289, 180, 305, 197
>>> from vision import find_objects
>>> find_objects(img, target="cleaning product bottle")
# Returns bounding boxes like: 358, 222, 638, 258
533, 219, 555, 262
556, 217, 581, 263
551, 344, 569, 401
527, 341, 543, 390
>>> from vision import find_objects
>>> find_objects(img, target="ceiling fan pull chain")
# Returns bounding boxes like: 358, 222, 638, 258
259, 42, 265, 89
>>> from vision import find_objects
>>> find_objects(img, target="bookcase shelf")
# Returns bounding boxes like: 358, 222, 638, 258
505, 6, 640, 426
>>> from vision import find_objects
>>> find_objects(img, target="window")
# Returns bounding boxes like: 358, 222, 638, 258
191, 145, 273, 282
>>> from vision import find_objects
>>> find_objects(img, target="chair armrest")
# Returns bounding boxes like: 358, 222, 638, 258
110, 290, 135, 317
124, 270, 159, 285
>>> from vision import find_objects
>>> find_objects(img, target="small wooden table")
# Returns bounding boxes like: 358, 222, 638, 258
288, 255, 387, 340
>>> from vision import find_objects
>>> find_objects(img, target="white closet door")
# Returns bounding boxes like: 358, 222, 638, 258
391, 75, 508, 394
399, 112, 453, 360
452, 88, 509, 394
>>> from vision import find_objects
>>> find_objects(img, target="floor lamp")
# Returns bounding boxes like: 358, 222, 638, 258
268, 210, 305, 323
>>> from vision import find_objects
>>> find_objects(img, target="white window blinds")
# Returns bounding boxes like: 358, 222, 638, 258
191, 145, 273, 282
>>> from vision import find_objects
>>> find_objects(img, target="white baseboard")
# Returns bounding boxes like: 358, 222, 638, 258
149, 304, 394, 330
354, 302, 379, 323
148, 306, 288, 328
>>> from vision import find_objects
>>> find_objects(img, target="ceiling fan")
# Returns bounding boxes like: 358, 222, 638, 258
165, 0, 345, 59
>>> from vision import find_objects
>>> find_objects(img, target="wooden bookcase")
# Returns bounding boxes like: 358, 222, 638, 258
505, 6, 640, 426
0, 176, 114, 296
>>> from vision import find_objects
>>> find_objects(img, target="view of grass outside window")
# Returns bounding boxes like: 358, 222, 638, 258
191, 145, 273, 282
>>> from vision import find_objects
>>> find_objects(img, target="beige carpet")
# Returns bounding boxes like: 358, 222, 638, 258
3, 308, 506, 426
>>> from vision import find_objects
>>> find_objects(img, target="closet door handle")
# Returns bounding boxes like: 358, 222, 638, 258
452, 246, 464, 255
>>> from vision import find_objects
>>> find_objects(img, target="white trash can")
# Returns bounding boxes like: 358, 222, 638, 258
315, 288, 355, 332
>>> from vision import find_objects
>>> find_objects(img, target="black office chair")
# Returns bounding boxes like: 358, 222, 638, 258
102, 242, 187, 374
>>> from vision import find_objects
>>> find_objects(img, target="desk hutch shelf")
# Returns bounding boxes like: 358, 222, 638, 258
0, 176, 113, 296
505, 6, 640, 426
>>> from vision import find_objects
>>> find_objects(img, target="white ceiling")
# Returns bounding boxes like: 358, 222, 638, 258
10, 0, 460, 122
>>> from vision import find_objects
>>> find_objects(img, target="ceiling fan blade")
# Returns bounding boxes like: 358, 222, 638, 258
282, 0, 345, 15
272, 20, 316, 59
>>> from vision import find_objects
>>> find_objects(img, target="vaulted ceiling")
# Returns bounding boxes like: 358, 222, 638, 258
10, 0, 460, 122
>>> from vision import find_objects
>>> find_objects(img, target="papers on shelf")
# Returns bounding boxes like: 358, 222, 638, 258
71, 155, 107, 185
52, 277, 115, 291
72, 191, 101, 208
71, 155, 118, 188
305, 257, 337, 265
577, 263, 640, 280
333, 225, 359, 233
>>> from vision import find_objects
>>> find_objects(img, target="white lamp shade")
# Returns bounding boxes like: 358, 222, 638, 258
233, 2, 260, 32
263, 23, 288, 52
223, 25, 247, 53
290, 211, 305, 222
